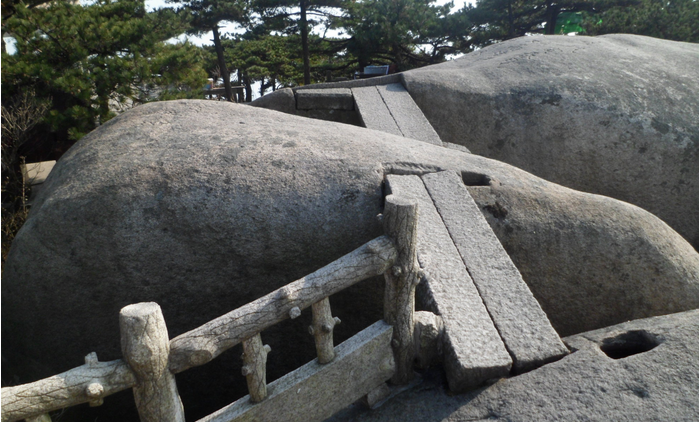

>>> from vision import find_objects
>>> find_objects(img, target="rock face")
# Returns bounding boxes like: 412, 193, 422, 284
3, 100, 698, 420
329, 309, 699, 422
402, 34, 699, 250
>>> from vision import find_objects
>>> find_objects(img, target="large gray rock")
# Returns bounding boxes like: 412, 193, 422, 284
402, 34, 699, 250
2, 100, 698, 420
329, 309, 699, 422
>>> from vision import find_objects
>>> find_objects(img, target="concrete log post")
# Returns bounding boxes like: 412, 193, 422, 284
382, 194, 420, 384
119, 302, 185, 422
241, 334, 271, 403
309, 297, 341, 364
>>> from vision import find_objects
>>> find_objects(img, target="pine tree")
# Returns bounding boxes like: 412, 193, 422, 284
342, 0, 468, 71
584, 0, 699, 42
170, 0, 249, 101
2, 0, 208, 147
253, 0, 347, 84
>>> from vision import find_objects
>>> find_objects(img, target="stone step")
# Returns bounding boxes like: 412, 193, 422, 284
296, 88, 354, 110
386, 174, 512, 393
351, 86, 402, 137
421, 171, 569, 372
353, 84, 443, 146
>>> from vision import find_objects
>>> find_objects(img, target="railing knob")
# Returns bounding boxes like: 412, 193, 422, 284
84, 352, 99, 366
85, 382, 104, 407
289, 306, 301, 319
264, 345, 272, 354
241, 365, 251, 376
333, 317, 342, 325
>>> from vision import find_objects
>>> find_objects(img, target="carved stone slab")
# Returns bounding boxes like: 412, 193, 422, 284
296, 89, 354, 110
421, 171, 569, 372
199, 321, 394, 422
386, 174, 511, 392
351, 86, 402, 137
375, 84, 443, 146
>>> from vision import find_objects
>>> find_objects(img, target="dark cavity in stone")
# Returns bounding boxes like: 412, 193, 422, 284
600, 330, 662, 360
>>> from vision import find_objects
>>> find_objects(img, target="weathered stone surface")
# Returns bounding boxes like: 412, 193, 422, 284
352, 86, 402, 137
442, 142, 470, 154
3, 100, 698, 420
422, 171, 568, 372
376, 84, 442, 146
248, 87, 296, 115
467, 181, 699, 336
328, 309, 699, 422
386, 174, 512, 392
352, 84, 445, 146
402, 34, 699, 250
296, 88, 354, 110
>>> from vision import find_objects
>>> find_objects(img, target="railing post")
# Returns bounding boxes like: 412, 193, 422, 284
382, 194, 420, 385
120, 302, 185, 422
309, 297, 341, 364
241, 333, 271, 403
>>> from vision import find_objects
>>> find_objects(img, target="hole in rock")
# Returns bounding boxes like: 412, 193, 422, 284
461, 171, 491, 186
600, 330, 662, 359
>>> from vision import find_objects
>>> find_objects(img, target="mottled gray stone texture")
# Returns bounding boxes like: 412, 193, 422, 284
248, 87, 296, 115
422, 171, 568, 372
402, 34, 699, 250
374, 84, 442, 145
296, 88, 354, 110
352, 86, 402, 137
3, 100, 698, 421
328, 310, 699, 422
352, 84, 444, 146
386, 174, 512, 392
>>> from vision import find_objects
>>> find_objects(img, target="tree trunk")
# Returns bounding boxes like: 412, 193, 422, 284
244, 72, 252, 102
300, 0, 311, 85
507, 0, 515, 38
545, 3, 561, 35
212, 25, 234, 102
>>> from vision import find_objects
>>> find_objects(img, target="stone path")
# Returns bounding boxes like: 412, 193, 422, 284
387, 174, 512, 392
387, 171, 567, 391
352, 84, 443, 146
422, 171, 568, 372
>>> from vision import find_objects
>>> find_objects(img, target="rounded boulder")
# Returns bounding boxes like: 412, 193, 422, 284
3, 100, 698, 420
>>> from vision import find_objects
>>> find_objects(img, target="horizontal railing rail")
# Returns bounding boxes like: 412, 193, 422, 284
1, 194, 419, 422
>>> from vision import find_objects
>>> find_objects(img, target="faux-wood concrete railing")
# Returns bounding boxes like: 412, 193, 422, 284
1, 194, 420, 422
